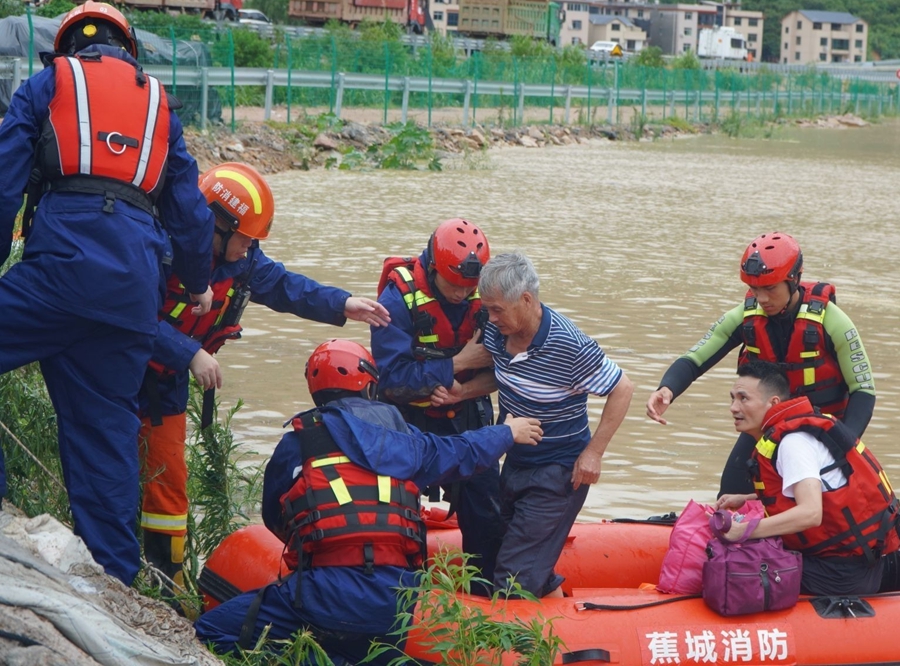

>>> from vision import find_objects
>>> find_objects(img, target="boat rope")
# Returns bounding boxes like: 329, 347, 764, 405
576, 594, 701, 611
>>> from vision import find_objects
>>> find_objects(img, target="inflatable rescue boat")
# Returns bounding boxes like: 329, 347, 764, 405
198, 513, 900, 666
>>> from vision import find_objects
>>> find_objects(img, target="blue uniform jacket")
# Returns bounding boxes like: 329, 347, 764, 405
371, 251, 470, 401
0, 45, 213, 334
142, 243, 351, 416
259, 397, 515, 633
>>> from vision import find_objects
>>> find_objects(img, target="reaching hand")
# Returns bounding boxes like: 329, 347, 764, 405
190, 286, 213, 316
189, 349, 222, 390
646, 387, 674, 425
430, 381, 465, 407
503, 414, 542, 446
453, 329, 493, 374
345, 297, 391, 327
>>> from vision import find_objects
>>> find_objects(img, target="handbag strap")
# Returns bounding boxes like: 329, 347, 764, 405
709, 510, 760, 543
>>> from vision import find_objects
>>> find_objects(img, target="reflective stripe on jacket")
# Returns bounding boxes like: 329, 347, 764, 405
739, 282, 849, 417
387, 259, 482, 411
43, 54, 169, 197
752, 396, 900, 560
279, 408, 424, 571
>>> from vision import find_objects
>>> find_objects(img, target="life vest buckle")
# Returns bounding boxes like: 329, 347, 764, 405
103, 192, 115, 213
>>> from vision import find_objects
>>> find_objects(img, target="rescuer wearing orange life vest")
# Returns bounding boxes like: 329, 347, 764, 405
0, 1, 214, 585
716, 361, 899, 596
193, 339, 542, 661
140, 162, 390, 595
370, 219, 503, 594
646, 232, 876, 497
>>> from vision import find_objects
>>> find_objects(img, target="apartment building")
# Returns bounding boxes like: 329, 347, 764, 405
780, 10, 867, 64
722, 7, 763, 61
650, 3, 718, 54
428, 0, 460, 36
588, 15, 646, 51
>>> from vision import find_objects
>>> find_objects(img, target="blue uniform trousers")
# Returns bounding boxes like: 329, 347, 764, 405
406, 400, 503, 596
0, 269, 153, 584
195, 573, 411, 665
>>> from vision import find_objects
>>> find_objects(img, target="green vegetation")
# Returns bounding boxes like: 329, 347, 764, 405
35, 0, 75, 18
633, 45, 665, 69
363, 549, 564, 666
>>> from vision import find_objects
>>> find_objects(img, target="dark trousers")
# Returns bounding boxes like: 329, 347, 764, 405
718, 432, 757, 497
406, 399, 503, 595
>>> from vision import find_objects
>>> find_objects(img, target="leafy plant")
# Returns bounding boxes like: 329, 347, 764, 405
671, 50, 701, 70
364, 549, 564, 666
214, 625, 338, 666
35, 0, 75, 19
633, 45, 665, 69
185, 384, 262, 563
375, 122, 441, 170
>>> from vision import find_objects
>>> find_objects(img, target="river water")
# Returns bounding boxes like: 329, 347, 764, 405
215, 120, 900, 520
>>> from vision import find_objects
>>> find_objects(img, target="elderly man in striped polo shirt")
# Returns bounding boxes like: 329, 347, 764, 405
478, 252, 634, 598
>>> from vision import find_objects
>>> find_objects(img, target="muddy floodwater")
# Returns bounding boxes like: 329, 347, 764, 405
213, 121, 900, 520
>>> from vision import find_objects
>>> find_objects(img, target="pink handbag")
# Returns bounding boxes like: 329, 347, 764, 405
702, 510, 802, 616
657, 499, 764, 594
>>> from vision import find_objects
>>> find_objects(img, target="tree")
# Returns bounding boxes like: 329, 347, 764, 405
633, 45, 664, 68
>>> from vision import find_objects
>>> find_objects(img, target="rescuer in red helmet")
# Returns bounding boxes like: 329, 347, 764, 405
646, 232, 876, 496
139, 163, 390, 602
0, 1, 217, 585
194, 339, 543, 660
371, 218, 501, 595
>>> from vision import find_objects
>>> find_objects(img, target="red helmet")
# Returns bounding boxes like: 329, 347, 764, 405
428, 218, 490, 288
198, 162, 275, 240
305, 339, 379, 396
740, 232, 803, 287
55, 1, 138, 58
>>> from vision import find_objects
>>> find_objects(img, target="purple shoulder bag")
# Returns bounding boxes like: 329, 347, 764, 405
701, 510, 803, 616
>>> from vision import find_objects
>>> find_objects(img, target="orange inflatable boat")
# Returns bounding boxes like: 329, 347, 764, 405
199, 515, 900, 666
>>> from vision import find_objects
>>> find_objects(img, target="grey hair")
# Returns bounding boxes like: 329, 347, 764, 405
479, 252, 540, 302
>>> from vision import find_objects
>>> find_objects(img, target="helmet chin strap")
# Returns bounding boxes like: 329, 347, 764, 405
776, 280, 802, 317
213, 225, 234, 262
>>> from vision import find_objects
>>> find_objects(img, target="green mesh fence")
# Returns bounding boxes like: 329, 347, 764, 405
113, 21, 900, 128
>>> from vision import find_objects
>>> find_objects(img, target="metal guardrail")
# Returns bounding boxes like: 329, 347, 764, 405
2, 58, 895, 128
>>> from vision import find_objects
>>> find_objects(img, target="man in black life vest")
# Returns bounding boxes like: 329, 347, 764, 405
193, 339, 542, 662
371, 218, 502, 594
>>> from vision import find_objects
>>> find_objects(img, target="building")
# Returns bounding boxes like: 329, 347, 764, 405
429, 0, 459, 36
721, 6, 763, 61
650, 3, 718, 55
587, 15, 646, 51
780, 10, 867, 64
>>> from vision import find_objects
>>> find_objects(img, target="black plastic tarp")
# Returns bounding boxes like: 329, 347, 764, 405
0, 14, 220, 122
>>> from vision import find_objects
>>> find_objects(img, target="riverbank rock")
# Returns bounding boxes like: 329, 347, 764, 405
795, 113, 869, 129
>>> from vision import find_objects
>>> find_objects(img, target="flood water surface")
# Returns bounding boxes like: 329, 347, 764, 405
215, 121, 900, 520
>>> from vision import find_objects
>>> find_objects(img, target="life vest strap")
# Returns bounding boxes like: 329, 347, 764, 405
47, 175, 157, 217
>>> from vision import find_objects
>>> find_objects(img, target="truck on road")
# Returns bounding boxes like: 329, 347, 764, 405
697, 26, 748, 60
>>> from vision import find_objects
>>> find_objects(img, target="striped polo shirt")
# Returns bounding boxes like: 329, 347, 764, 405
483, 303, 623, 467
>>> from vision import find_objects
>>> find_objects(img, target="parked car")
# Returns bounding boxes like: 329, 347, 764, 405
589, 40, 623, 57
238, 8, 271, 25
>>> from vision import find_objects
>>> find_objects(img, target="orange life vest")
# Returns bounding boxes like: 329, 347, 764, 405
384, 258, 485, 413
149, 272, 243, 377
41, 53, 169, 207
752, 396, 900, 561
278, 410, 424, 572
738, 282, 848, 418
